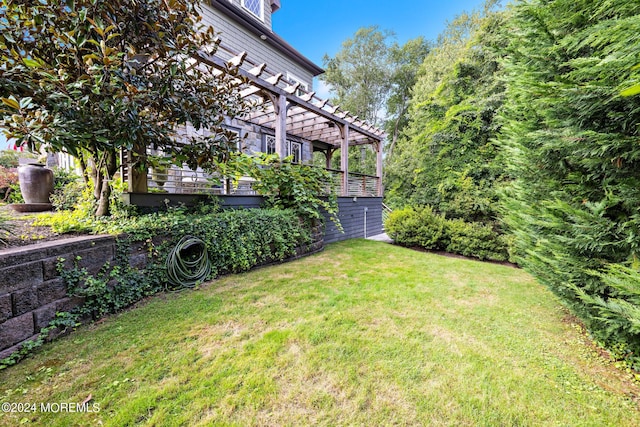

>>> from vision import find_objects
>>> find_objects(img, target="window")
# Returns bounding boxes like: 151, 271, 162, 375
287, 73, 309, 97
264, 135, 303, 163
290, 141, 302, 163
265, 135, 276, 155
242, 0, 263, 20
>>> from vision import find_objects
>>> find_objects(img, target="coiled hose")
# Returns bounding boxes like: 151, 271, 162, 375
166, 236, 211, 289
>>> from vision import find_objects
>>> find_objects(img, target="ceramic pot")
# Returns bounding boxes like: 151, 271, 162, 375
18, 163, 54, 204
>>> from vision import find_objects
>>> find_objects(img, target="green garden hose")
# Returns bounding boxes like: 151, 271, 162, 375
166, 236, 211, 289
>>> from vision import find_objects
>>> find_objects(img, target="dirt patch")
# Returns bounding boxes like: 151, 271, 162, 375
0, 208, 87, 248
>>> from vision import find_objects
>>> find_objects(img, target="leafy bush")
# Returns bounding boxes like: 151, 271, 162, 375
385, 205, 509, 261
51, 169, 84, 210
445, 219, 508, 261
0, 166, 18, 201
219, 153, 341, 230
385, 206, 446, 249
0, 150, 19, 168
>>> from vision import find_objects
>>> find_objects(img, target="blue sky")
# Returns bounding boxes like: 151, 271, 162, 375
272, 0, 490, 66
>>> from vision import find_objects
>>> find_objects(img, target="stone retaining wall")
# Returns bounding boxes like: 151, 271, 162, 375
0, 236, 117, 359
0, 229, 324, 360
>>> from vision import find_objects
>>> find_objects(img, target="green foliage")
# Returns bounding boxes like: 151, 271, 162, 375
321, 26, 394, 125
0, 0, 249, 216
220, 153, 341, 230
6, 182, 22, 203
385, 2, 508, 227
385, 206, 445, 249
498, 0, 640, 365
253, 158, 340, 229
444, 218, 508, 261
0, 312, 78, 370
50, 169, 84, 211
0, 150, 19, 168
385, 205, 508, 261
59, 255, 163, 321
385, 37, 431, 157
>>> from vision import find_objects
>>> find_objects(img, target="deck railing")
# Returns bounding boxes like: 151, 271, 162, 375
326, 169, 381, 197
147, 167, 256, 195
144, 166, 380, 197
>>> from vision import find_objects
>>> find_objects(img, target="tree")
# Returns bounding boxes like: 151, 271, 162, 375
385, 37, 431, 158
498, 0, 640, 360
0, 0, 249, 215
321, 26, 394, 126
384, 1, 507, 225
321, 27, 429, 176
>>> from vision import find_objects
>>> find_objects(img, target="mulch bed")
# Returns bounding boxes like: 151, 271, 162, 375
0, 207, 86, 249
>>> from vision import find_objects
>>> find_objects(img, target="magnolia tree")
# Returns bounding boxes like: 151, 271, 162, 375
0, 0, 250, 215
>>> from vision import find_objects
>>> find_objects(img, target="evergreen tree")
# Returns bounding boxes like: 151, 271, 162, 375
499, 0, 640, 362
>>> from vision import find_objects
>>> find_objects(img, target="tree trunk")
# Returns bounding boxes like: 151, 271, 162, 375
95, 174, 112, 217
129, 143, 148, 193
78, 155, 89, 185
95, 150, 119, 217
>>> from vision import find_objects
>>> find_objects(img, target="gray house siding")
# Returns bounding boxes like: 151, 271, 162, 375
323, 198, 384, 244
200, 3, 313, 88
198, 2, 319, 163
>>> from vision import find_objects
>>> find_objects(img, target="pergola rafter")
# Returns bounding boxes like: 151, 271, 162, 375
194, 40, 385, 197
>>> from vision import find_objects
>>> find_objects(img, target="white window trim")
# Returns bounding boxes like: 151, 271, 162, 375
241, 0, 264, 21
264, 135, 303, 163
265, 134, 276, 155
290, 141, 302, 163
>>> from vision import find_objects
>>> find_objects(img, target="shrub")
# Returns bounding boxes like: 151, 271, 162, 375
385, 205, 510, 261
51, 169, 84, 211
0, 166, 18, 201
0, 150, 19, 168
219, 153, 341, 230
445, 219, 508, 261
385, 206, 446, 249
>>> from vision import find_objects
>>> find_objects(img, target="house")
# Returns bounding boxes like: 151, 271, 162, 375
123, 0, 385, 241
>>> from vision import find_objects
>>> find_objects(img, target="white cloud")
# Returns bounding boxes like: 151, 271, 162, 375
313, 78, 334, 101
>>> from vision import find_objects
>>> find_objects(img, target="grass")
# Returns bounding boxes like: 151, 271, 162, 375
1, 239, 639, 426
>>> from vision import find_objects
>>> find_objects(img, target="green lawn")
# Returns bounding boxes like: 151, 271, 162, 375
1, 240, 639, 426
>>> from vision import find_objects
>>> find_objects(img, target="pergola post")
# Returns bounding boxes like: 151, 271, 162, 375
376, 141, 383, 197
340, 124, 349, 196
128, 143, 148, 193
275, 94, 288, 158
325, 148, 335, 169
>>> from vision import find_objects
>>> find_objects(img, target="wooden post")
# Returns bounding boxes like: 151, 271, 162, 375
325, 148, 335, 169
340, 124, 349, 196
376, 140, 383, 197
275, 94, 288, 158
128, 144, 148, 193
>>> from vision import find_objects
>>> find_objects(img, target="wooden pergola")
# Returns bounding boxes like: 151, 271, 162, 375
196, 40, 385, 197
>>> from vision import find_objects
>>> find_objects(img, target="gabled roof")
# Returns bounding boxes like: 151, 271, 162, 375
208, 0, 324, 77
